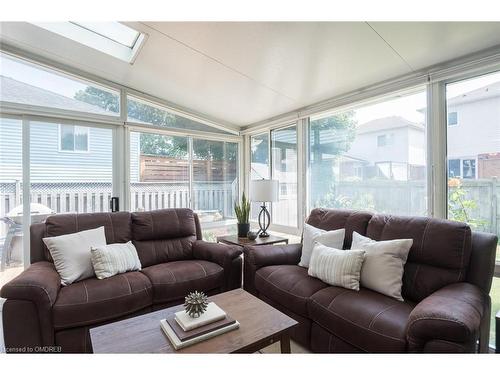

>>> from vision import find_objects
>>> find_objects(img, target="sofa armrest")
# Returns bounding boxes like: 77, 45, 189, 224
1, 261, 61, 348
243, 243, 302, 295
193, 240, 242, 267
406, 282, 486, 353
193, 240, 243, 291
1, 261, 60, 308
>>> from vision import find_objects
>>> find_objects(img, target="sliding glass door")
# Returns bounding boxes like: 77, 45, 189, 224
193, 139, 239, 240
30, 121, 114, 214
445, 70, 500, 347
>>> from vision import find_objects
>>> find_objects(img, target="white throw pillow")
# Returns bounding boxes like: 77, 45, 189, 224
351, 231, 413, 301
308, 242, 365, 291
43, 226, 107, 286
91, 241, 142, 279
299, 223, 345, 267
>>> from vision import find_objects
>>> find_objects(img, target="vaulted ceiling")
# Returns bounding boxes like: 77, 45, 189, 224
2, 22, 500, 127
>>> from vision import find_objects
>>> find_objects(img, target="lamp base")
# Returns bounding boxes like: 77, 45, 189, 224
258, 204, 271, 238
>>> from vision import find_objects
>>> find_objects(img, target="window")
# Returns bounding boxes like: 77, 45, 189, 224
0, 52, 120, 116
309, 89, 427, 216
71, 22, 140, 48
31, 22, 146, 63
127, 96, 234, 135
60, 125, 89, 152
377, 133, 394, 147
271, 125, 298, 227
192, 139, 239, 231
448, 159, 461, 177
446, 70, 500, 348
129, 132, 189, 212
462, 159, 476, 179
448, 111, 458, 126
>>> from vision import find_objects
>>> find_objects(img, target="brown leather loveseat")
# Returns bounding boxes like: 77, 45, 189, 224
1, 208, 242, 353
243, 208, 497, 353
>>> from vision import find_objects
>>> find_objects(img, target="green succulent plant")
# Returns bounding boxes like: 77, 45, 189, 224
234, 192, 250, 224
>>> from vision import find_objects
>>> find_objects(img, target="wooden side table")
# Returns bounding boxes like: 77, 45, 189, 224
216, 234, 289, 247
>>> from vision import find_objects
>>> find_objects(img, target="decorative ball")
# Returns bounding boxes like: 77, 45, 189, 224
184, 291, 209, 318
247, 231, 258, 240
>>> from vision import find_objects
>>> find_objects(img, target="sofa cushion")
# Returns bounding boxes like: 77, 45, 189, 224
366, 215, 472, 302
44, 212, 132, 262
141, 260, 224, 303
52, 271, 152, 329
131, 209, 196, 241
306, 208, 372, 249
308, 286, 415, 353
255, 265, 328, 317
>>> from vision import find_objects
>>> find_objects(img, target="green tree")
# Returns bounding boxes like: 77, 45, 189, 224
74, 86, 232, 160
309, 111, 357, 207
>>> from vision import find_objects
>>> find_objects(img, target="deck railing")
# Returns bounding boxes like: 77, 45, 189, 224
0, 181, 237, 237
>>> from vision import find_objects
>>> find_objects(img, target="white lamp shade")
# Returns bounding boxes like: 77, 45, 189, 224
250, 179, 279, 202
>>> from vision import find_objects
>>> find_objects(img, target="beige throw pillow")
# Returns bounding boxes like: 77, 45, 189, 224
91, 241, 142, 279
299, 223, 345, 268
308, 242, 365, 291
351, 231, 413, 301
43, 226, 107, 286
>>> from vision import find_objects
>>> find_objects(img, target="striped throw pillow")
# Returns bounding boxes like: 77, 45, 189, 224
308, 242, 365, 291
91, 241, 142, 279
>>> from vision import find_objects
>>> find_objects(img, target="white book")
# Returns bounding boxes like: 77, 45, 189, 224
160, 319, 240, 350
174, 302, 226, 331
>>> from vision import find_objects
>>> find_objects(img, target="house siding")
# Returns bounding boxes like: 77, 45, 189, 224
1, 119, 117, 183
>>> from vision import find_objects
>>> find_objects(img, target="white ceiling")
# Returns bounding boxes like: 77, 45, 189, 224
1, 22, 500, 128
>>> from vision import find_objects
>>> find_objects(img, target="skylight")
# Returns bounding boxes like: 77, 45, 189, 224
70, 22, 140, 48
30, 22, 147, 64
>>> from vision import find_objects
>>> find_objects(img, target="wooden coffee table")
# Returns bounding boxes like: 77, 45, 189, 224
90, 289, 298, 353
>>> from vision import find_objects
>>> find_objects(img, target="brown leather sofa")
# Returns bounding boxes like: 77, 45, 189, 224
1, 208, 242, 353
243, 208, 497, 353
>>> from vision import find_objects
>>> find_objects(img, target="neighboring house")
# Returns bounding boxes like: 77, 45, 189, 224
346, 116, 426, 181
446, 82, 500, 179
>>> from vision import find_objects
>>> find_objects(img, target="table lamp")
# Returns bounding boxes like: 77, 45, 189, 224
250, 179, 279, 238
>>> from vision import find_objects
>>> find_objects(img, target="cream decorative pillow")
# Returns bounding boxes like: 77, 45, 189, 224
308, 242, 365, 291
43, 226, 107, 286
299, 223, 345, 268
91, 241, 142, 279
351, 232, 413, 301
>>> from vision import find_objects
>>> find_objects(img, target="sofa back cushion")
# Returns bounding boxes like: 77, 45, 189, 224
39, 212, 132, 262
366, 214, 472, 302
306, 208, 372, 249
131, 208, 197, 267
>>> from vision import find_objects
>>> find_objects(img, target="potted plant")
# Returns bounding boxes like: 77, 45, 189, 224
234, 192, 251, 238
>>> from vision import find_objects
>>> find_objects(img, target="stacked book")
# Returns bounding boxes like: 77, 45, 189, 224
160, 302, 239, 349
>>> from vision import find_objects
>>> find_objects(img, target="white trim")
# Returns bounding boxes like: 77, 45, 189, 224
126, 123, 241, 143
